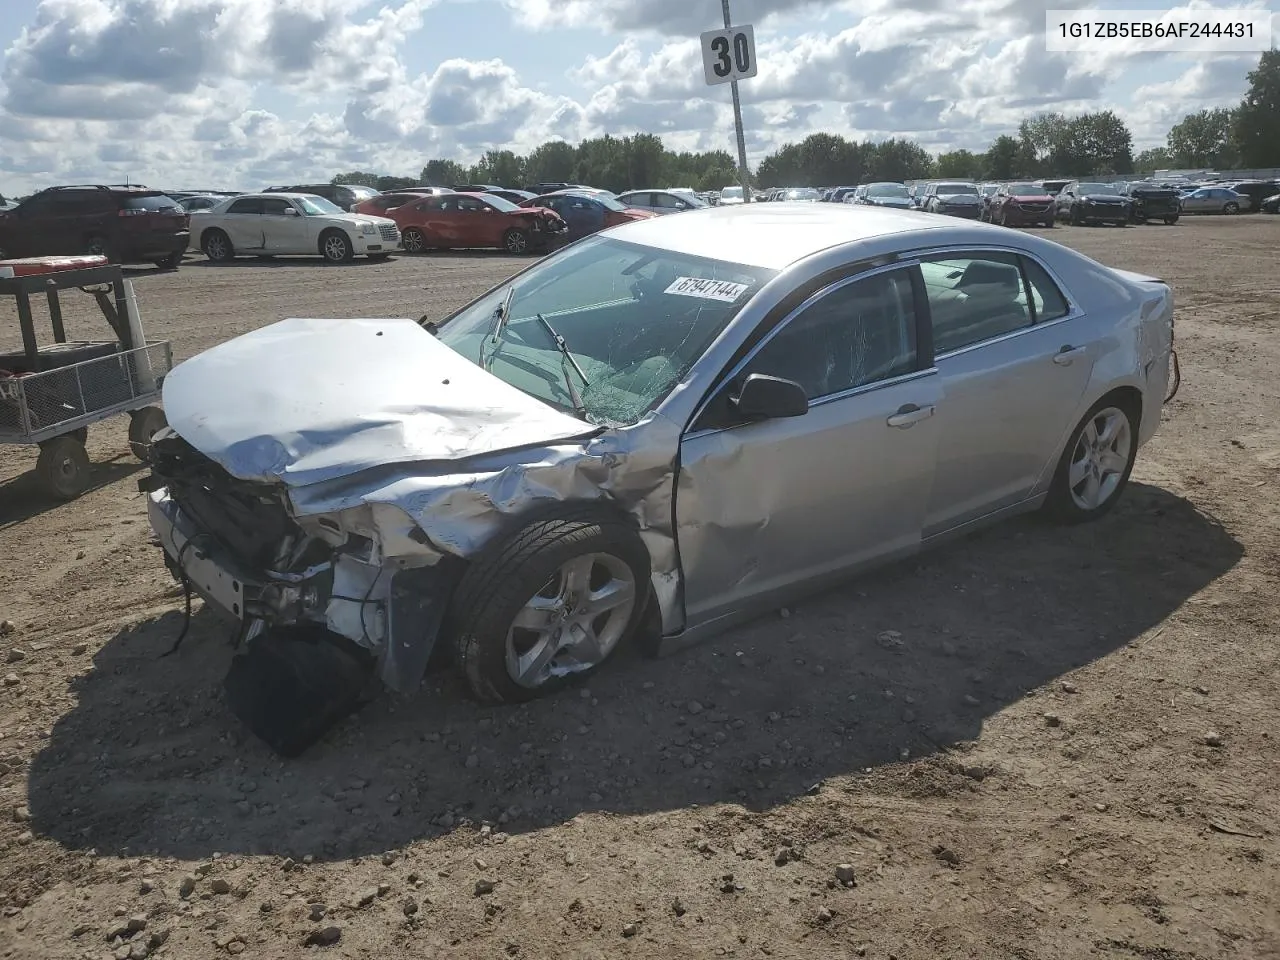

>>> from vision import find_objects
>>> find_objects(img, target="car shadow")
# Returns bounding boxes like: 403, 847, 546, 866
0, 454, 143, 528
25, 483, 1241, 861
184, 256, 399, 268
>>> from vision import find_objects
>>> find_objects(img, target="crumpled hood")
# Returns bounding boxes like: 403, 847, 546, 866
162, 317, 597, 487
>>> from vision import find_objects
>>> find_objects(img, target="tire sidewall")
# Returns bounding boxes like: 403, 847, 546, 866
1046, 398, 1139, 524
203, 230, 232, 262
451, 510, 651, 703
503, 228, 529, 254
321, 230, 352, 262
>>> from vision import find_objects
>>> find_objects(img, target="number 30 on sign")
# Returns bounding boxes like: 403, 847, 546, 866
700, 25, 758, 86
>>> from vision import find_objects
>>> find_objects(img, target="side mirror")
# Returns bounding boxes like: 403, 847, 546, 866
283, 207, 298, 216
731, 373, 808, 421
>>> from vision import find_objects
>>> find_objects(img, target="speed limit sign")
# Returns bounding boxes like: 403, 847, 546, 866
700, 24, 757, 86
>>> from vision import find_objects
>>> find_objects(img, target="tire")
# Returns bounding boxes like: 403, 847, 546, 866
1164, 216, 1179, 225
448, 505, 651, 704
36, 436, 91, 501
85, 234, 113, 261
401, 227, 427, 253
1070, 206, 1083, 226
202, 229, 234, 262
319, 230, 353, 263
1044, 397, 1139, 524
503, 228, 530, 254
128, 406, 168, 462
154, 252, 182, 270
1223, 202, 1239, 215
0, 243, 11, 260
1043, 219, 1055, 228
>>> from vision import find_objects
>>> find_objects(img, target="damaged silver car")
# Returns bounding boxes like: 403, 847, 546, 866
142, 204, 1177, 751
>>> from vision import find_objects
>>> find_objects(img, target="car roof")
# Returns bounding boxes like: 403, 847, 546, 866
232, 192, 325, 201
601, 204, 961, 270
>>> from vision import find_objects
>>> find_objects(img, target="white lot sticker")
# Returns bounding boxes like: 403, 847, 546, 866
664, 276, 750, 303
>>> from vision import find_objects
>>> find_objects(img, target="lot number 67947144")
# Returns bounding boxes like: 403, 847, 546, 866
700, 25, 758, 86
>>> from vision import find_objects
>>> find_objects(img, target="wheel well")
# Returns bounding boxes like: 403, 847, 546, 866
318, 227, 348, 247
1098, 385, 1143, 431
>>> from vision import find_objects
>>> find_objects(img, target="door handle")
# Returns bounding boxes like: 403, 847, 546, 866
1053, 345, 1087, 365
886, 404, 936, 428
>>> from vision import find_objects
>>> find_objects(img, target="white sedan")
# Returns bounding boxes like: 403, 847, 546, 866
190, 192, 401, 263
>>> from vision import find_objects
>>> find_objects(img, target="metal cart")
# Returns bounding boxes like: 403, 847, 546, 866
0, 256, 173, 500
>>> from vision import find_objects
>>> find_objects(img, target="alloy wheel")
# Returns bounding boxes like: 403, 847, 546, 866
205, 234, 229, 260
1067, 406, 1131, 511
402, 229, 425, 253
504, 553, 637, 689
323, 234, 349, 261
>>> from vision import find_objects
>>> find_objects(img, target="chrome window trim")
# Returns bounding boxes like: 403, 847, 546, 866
685, 260, 924, 432
909, 243, 1084, 360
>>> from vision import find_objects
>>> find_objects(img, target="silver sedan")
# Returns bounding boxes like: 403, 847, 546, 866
143, 204, 1177, 743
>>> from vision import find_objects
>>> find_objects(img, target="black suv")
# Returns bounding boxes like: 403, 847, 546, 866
263, 183, 381, 211
1120, 181, 1181, 224
0, 185, 189, 268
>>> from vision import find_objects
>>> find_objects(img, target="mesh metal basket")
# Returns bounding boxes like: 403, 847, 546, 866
0, 341, 173, 442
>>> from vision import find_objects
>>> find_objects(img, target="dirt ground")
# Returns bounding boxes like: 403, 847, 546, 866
1, 220, 1279, 960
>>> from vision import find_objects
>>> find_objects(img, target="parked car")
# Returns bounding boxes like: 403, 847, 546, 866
718, 186, 747, 205
852, 182, 913, 209
179, 194, 226, 213
1055, 182, 1132, 226
1217, 180, 1278, 212
487, 189, 539, 205
391, 192, 566, 254
777, 187, 822, 202
1035, 179, 1071, 196
1120, 182, 1181, 224
0, 185, 189, 268
520, 191, 655, 241
1179, 186, 1249, 215
1260, 193, 1280, 214
352, 190, 452, 216
984, 182, 1056, 228
263, 183, 381, 212
141, 203, 1175, 751
526, 182, 581, 194
450, 184, 503, 194
615, 189, 709, 215
825, 186, 859, 203
191, 193, 399, 263
919, 182, 983, 218
977, 183, 1001, 219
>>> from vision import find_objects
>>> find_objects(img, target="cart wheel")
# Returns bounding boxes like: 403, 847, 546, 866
37, 437, 92, 501
128, 406, 168, 463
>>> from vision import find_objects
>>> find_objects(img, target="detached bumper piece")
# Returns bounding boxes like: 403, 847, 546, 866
223, 624, 374, 757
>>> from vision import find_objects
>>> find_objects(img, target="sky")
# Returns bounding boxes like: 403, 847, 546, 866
0, 0, 1273, 192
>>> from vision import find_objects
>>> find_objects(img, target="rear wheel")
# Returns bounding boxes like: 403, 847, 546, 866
1045, 399, 1138, 524
503, 228, 530, 254
1043, 218, 1055, 228
85, 234, 113, 261
36, 436, 91, 501
154, 252, 182, 270
319, 230, 353, 263
1070, 206, 1083, 226
202, 229, 234, 262
449, 507, 650, 704
128, 406, 168, 462
1164, 215, 1179, 225
1223, 201, 1240, 215
401, 227, 427, 253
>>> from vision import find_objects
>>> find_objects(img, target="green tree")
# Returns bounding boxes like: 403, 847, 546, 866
865, 139, 934, 181
624, 133, 666, 187
982, 135, 1036, 179
1167, 108, 1236, 168
1134, 147, 1173, 172
470, 149, 524, 186
420, 159, 467, 186
934, 149, 981, 179
331, 171, 382, 188
574, 135, 629, 191
1232, 49, 1280, 167
524, 141, 577, 185
1018, 112, 1067, 168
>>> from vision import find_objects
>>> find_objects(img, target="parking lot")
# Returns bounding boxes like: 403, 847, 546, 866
2, 217, 1279, 959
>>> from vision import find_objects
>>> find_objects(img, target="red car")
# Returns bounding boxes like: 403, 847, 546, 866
519, 191, 655, 241
984, 182, 1056, 228
390, 193, 567, 254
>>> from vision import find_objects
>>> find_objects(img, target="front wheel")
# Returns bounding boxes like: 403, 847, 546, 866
320, 230, 353, 263
401, 227, 427, 253
503, 228, 530, 254
128, 406, 168, 462
37, 436, 92, 501
1044, 399, 1138, 524
449, 507, 651, 704
154, 252, 182, 270
202, 230, 234, 262
1043, 219, 1055, 228
85, 234, 114, 261
1164, 216, 1179, 225
1223, 202, 1239, 215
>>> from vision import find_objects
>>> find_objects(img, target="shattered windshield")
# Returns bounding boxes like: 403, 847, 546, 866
436, 236, 776, 426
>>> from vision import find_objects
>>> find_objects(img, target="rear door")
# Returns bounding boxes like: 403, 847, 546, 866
261, 197, 309, 253
918, 249, 1095, 535
455, 195, 502, 246
221, 196, 265, 249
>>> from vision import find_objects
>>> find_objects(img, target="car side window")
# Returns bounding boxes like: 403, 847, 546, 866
744, 268, 919, 400
654, 193, 684, 209
921, 254, 1032, 354
458, 197, 487, 212
227, 197, 263, 215
261, 198, 294, 216
1019, 257, 1070, 322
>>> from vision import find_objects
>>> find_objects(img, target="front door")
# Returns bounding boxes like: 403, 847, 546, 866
221, 196, 265, 250
260, 197, 309, 253
918, 251, 1096, 535
676, 265, 941, 627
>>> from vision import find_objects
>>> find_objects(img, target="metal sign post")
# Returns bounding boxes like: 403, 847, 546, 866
700, 2, 757, 202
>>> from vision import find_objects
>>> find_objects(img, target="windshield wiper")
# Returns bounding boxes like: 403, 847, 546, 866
535, 313, 590, 419
480, 285, 518, 370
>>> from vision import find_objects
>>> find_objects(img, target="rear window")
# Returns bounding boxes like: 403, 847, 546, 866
122, 195, 182, 212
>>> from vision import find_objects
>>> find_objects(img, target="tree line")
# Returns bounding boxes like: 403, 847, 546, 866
334, 49, 1279, 192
